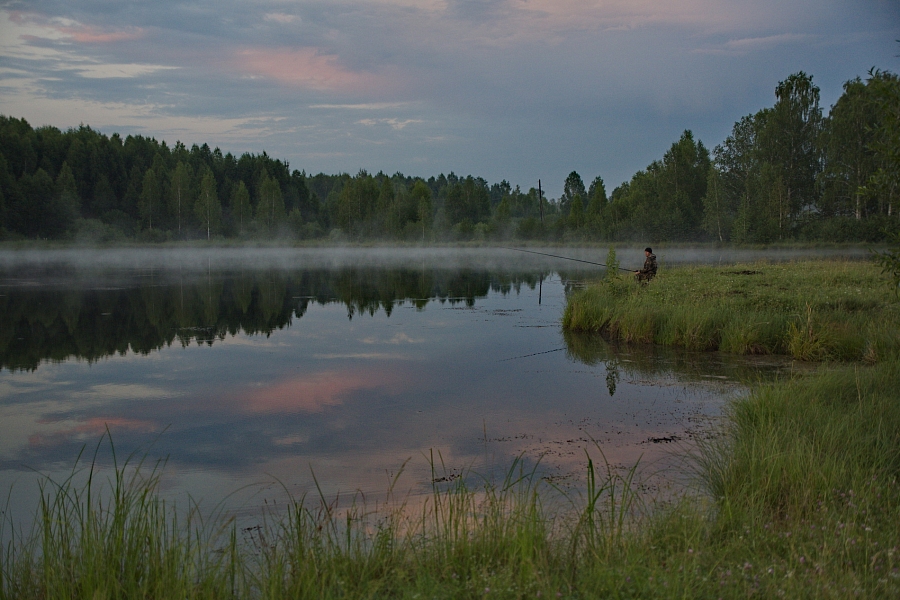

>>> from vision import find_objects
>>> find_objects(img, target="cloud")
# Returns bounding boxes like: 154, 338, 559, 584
389, 332, 423, 344
74, 383, 175, 401
724, 32, 814, 51
357, 118, 422, 130
28, 416, 157, 447
263, 13, 301, 25
72, 63, 177, 79
58, 24, 144, 44
232, 47, 383, 92
238, 369, 403, 414
310, 102, 413, 110
8, 11, 144, 45
0, 0, 896, 197
692, 32, 817, 56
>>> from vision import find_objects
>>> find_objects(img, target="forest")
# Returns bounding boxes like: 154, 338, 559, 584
0, 69, 897, 244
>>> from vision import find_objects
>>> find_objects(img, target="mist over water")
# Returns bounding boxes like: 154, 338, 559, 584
0, 245, 872, 273
0, 247, 810, 528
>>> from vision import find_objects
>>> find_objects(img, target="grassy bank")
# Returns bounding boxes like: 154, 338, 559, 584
3, 259, 900, 598
563, 259, 900, 361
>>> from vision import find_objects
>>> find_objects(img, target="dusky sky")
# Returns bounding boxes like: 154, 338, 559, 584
1, 0, 898, 196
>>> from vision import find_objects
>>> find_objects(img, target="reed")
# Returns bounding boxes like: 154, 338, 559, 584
4, 414, 899, 598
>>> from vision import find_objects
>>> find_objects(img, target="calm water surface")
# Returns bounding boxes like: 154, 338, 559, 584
1, 247, 837, 524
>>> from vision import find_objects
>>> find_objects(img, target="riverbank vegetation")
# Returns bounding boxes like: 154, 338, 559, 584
1, 69, 898, 244
3, 260, 900, 598
564, 258, 900, 362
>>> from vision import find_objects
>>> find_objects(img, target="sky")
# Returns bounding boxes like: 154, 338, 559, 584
0, 1, 898, 197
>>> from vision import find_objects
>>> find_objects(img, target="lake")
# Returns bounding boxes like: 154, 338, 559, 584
0, 247, 855, 525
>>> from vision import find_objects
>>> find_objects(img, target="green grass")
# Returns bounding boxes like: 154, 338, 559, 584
563, 259, 900, 362
4, 258, 900, 598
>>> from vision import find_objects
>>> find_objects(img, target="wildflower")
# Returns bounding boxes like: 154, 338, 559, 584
800, 557, 806, 564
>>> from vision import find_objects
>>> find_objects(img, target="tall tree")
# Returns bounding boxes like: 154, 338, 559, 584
230, 180, 252, 236
411, 180, 432, 241
758, 72, 823, 229
195, 167, 221, 239
560, 171, 586, 216
54, 161, 81, 233
256, 171, 285, 232
19, 169, 55, 237
568, 194, 585, 230
586, 176, 607, 233
138, 166, 161, 231
709, 113, 765, 242
168, 161, 193, 236
661, 130, 710, 239
702, 165, 729, 242
444, 176, 490, 226
862, 69, 900, 218
376, 177, 396, 235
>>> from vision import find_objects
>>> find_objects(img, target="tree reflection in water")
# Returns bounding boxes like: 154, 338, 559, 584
0, 266, 545, 372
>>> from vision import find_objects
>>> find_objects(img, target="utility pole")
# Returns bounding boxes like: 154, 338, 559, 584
538, 179, 544, 224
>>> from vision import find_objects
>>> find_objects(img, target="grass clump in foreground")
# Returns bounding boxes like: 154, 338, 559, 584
563, 258, 900, 361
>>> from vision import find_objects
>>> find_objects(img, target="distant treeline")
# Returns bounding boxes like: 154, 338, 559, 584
0, 69, 897, 243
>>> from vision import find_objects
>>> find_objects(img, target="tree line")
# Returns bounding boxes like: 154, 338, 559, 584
0, 68, 897, 243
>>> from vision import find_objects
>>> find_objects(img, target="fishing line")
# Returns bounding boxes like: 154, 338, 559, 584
501, 247, 634, 271
499, 347, 565, 361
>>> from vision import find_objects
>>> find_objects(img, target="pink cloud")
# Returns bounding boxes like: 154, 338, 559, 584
233, 47, 381, 92
60, 25, 144, 44
239, 369, 404, 414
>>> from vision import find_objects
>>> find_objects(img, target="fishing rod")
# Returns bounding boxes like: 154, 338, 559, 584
501, 247, 634, 271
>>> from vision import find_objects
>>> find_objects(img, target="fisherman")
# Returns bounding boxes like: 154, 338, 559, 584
634, 247, 657, 282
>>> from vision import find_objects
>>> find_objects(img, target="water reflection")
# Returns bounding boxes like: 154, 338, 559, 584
563, 329, 799, 392
0, 266, 546, 371
0, 254, 795, 528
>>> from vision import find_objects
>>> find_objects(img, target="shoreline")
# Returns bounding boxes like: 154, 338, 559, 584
3, 258, 900, 597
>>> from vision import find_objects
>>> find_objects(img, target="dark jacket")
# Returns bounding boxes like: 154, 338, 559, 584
639, 254, 657, 279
